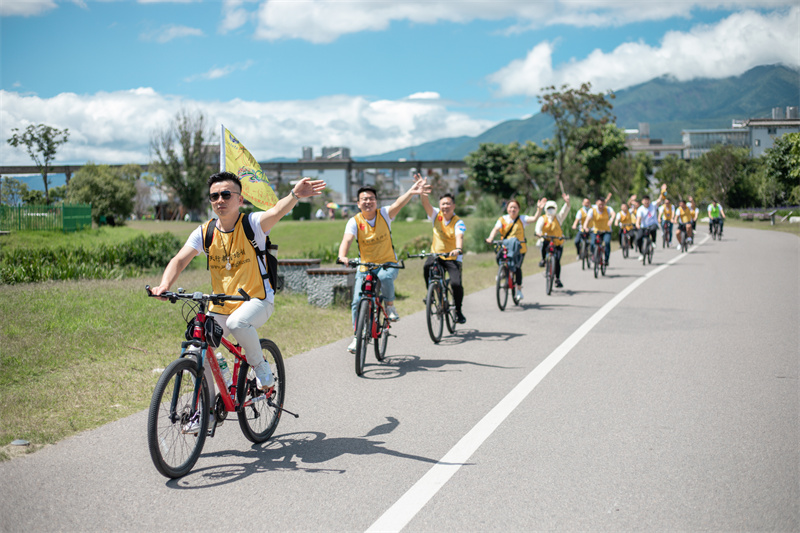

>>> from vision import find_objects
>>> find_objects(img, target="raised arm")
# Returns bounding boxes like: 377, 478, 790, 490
386, 176, 431, 220
260, 178, 326, 232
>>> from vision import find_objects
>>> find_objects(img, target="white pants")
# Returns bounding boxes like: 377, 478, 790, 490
206, 298, 274, 394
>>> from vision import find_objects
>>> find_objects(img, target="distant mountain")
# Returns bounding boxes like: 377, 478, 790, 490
361, 64, 799, 161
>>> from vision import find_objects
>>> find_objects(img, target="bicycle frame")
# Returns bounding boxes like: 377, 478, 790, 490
493, 242, 517, 291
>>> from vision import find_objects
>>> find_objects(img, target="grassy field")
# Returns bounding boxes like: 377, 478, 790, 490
3, 214, 795, 460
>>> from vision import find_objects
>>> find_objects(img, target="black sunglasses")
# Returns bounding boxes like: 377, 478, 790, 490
209, 190, 239, 202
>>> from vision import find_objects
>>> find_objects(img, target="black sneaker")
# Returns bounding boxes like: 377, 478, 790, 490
538, 260, 545, 267
555, 279, 563, 288
455, 311, 467, 324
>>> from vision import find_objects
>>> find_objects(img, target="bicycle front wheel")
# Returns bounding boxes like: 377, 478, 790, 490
496, 265, 509, 311
374, 308, 389, 361
444, 285, 456, 334
545, 255, 553, 295
354, 299, 372, 376
622, 235, 629, 258
147, 357, 210, 479
426, 282, 444, 343
237, 339, 286, 443
581, 242, 589, 270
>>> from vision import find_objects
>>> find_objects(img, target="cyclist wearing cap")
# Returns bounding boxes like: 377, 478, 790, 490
582, 196, 615, 266
338, 177, 430, 353
635, 184, 667, 259
535, 194, 570, 288
153, 171, 326, 400
420, 191, 467, 324
485, 198, 542, 301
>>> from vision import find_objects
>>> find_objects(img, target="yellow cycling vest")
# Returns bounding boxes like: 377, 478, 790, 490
540, 216, 565, 245
355, 211, 396, 266
202, 215, 267, 315
676, 206, 693, 223
432, 213, 461, 261
661, 205, 674, 222
618, 210, 634, 227
498, 216, 527, 254
591, 206, 612, 232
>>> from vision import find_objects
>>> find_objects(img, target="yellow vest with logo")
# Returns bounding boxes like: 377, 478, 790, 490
591, 206, 612, 232
540, 216, 565, 245
661, 205, 674, 222
355, 211, 396, 266
203, 215, 267, 315
618, 210, 634, 228
432, 213, 461, 261
499, 216, 527, 254
677, 206, 693, 223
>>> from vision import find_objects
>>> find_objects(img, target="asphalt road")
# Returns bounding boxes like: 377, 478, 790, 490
1, 226, 798, 532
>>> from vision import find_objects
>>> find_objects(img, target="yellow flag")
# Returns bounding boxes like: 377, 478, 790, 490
220, 125, 278, 210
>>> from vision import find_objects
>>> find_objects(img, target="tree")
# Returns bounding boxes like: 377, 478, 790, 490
759, 132, 800, 206
506, 141, 554, 208
539, 82, 615, 195
655, 154, 692, 201
6, 124, 70, 204
464, 143, 517, 200
579, 123, 628, 198
149, 109, 213, 217
66, 163, 135, 225
691, 145, 752, 206
0, 176, 25, 205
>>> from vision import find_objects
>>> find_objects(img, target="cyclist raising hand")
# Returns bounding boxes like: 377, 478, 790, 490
420, 189, 467, 324
485, 198, 542, 301
152, 171, 325, 397
535, 193, 570, 288
338, 176, 431, 353
582, 195, 615, 266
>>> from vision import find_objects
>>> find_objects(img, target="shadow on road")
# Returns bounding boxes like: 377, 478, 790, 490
167, 430, 463, 489
359, 353, 518, 380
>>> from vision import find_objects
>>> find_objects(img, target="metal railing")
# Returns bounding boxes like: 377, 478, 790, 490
0, 204, 92, 232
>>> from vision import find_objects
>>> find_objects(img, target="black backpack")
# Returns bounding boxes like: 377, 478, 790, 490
203, 214, 280, 293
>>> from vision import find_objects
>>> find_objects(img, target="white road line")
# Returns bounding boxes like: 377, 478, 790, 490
366, 235, 708, 533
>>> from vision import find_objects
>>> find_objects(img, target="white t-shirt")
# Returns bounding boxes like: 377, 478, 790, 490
493, 213, 536, 231
637, 204, 659, 228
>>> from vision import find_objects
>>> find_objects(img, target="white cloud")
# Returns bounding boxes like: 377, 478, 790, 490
184, 60, 255, 82
141, 24, 204, 43
0, 88, 495, 165
0, 0, 57, 17
220, 0, 258, 33
239, 0, 797, 43
408, 92, 440, 100
488, 7, 800, 96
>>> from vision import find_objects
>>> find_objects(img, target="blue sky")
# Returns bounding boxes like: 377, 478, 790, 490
1, 0, 798, 169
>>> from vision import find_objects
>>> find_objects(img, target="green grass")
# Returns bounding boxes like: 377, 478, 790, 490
723, 218, 800, 237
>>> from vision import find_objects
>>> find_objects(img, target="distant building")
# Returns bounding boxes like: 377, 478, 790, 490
745, 106, 800, 157
681, 128, 750, 159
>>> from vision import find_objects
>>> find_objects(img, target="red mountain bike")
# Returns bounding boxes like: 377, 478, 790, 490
145, 286, 296, 478
492, 241, 524, 310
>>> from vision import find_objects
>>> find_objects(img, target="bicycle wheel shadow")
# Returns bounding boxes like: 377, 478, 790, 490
165, 427, 466, 489
360, 352, 519, 380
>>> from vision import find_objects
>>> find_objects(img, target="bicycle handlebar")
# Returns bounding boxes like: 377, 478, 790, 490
336, 259, 405, 270
145, 285, 251, 305
407, 252, 450, 259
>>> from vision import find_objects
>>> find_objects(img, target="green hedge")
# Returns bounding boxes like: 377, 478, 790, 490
0, 233, 182, 284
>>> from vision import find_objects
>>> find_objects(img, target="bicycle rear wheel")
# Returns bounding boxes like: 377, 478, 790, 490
354, 299, 372, 376
147, 357, 209, 479
374, 308, 389, 361
426, 282, 444, 343
496, 264, 509, 311
237, 339, 286, 443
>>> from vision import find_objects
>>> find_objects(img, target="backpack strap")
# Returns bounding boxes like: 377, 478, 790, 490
203, 218, 217, 271
502, 216, 520, 240
242, 214, 279, 291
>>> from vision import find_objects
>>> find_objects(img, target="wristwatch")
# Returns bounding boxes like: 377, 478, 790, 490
290, 190, 299, 200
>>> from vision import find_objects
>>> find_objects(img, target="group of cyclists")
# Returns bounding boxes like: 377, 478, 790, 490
153, 170, 728, 371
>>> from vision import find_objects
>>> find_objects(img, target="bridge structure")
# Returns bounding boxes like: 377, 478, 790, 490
0, 159, 468, 203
